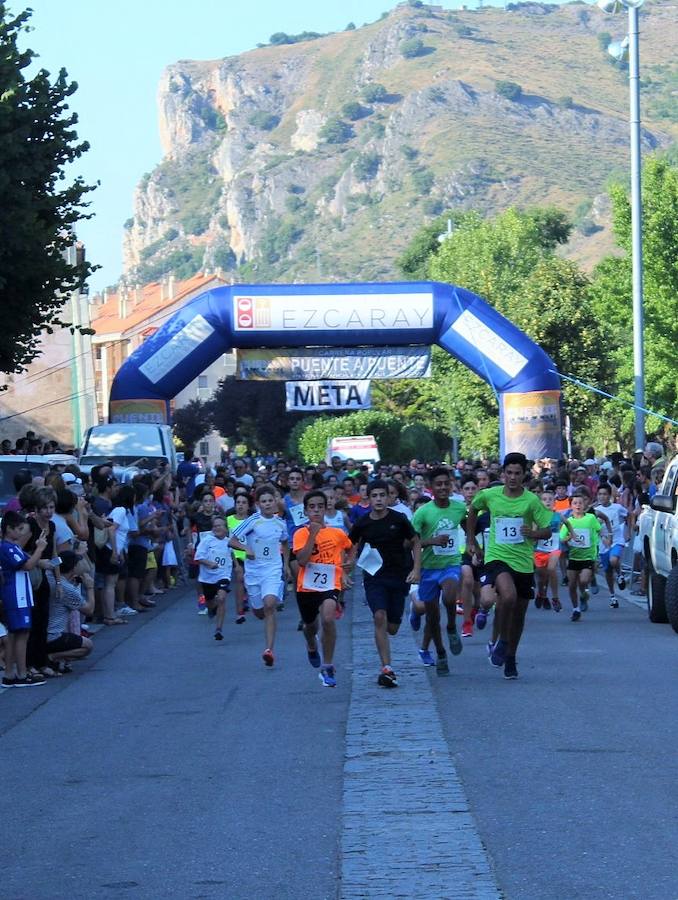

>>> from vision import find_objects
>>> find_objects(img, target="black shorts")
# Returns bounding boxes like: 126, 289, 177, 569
127, 545, 148, 579
567, 559, 595, 572
95, 545, 119, 577
363, 575, 408, 625
200, 580, 231, 603
461, 553, 482, 581
46, 632, 84, 653
296, 589, 339, 625
479, 560, 534, 600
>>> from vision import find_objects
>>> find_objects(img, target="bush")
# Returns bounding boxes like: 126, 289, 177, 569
319, 118, 353, 144
248, 111, 280, 131
557, 96, 574, 109
211, 241, 236, 270
164, 227, 179, 242
455, 24, 474, 38
401, 38, 426, 58
345, 22, 356, 30
318, 173, 340, 197
361, 83, 388, 103
285, 194, 305, 213
353, 151, 382, 182
181, 209, 211, 236
400, 144, 419, 161
123, 217, 134, 230
342, 100, 370, 121
292, 411, 402, 463
495, 81, 523, 101
287, 183, 305, 194
412, 167, 435, 195
423, 198, 443, 216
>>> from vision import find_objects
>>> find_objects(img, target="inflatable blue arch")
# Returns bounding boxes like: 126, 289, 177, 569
109, 281, 563, 459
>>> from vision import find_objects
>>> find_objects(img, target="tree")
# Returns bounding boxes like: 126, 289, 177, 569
291, 410, 402, 463
0, 5, 96, 375
341, 101, 369, 121
353, 152, 381, 182
210, 378, 292, 452
401, 38, 426, 58
319, 118, 353, 144
495, 80, 523, 101
172, 400, 214, 452
590, 156, 678, 441
361, 83, 388, 103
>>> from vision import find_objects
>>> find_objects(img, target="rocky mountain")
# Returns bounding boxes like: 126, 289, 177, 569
122, 0, 678, 285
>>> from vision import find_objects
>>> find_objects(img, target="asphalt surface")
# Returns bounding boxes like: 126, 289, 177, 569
2, 578, 678, 899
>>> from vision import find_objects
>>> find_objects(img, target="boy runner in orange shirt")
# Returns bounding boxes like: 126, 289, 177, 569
293, 491, 355, 688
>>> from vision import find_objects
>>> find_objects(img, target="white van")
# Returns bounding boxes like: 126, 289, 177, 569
79, 424, 177, 475
0, 454, 78, 513
325, 435, 380, 470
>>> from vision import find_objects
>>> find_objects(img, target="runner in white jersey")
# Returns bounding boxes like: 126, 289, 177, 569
594, 484, 629, 608
229, 484, 290, 667
194, 515, 233, 641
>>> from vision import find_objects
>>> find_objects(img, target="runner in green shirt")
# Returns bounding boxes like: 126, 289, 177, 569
559, 495, 606, 622
411, 468, 466, 677
466, 452, 553, 680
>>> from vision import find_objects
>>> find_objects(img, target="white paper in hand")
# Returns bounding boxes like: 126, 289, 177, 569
357, 542, 383, 576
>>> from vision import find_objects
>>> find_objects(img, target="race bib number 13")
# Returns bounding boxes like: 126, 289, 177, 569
495, 517, 524, 545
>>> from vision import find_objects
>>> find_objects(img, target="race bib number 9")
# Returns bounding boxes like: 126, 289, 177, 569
572, 528, 591, 549
536, 534, 556, 553
495, 517, 524, 545
432, 531, 458, 556
302, 562, 335, 592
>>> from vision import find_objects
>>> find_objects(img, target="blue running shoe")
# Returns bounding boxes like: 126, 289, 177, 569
475, 609, 488, 630
307, 648, 321, 668
490, 638, 507, 668
447, 626, 463, 656
409, 601, 421, 632
418, 648, 435, 666
319, 666, 336, 688
590, 580, 600, 596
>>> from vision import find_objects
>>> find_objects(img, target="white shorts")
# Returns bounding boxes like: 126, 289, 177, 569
245, 569, 283, 609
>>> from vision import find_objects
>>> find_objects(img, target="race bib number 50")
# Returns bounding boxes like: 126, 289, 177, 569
572, 528, 591, 549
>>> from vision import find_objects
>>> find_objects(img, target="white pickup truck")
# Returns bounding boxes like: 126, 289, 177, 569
639, 454, 678, 633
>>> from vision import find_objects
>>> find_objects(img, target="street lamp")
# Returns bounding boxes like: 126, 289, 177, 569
598, 0, 645, 451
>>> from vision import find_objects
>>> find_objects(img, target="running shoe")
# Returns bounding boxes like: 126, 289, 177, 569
13, 674, 46, 687
262, 648, 275, 667
198, 594, 206, 608
551, 597, 562, 612
490, 639, 507, 668
319, 666, 336, 688
462, 620, 473, 638
1, 677, 16, 688
617, 574, 627, 591
198, 608, 209, 616
447, 626, 463, 656
535, 594, 544, 609
580, 591, 589, 612
504, 656, 519, 680
590, 580, 600, 596
475, 609, 488, 631
117, 606, 138, 617
418, 649, 435, 667
409, 601, 421, 632
276, 602, 285, 612
235, 614, 246, 625
542, 596, 552, 610
214, 629, 224, 641
571, 609, 581, 622
436, 654, 450, 677
455, 603, 463, 616
562, 576, 568, 586
486, 639, 494, 658
610, 596, 619, 609
307, 648, 321, 668
377, 667, 398, 688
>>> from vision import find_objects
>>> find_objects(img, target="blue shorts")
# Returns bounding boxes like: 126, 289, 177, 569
363, 575, 408, 625
600, 544, 625, 570
3, 605, 32, 633
418, 565, 461, 602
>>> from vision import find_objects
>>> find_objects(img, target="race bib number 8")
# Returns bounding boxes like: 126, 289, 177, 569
572, 528, 591, 549
302, 562, 335, 592
254, 538, 279, 561
495, 517, 524, 545
432, 531, 458, 556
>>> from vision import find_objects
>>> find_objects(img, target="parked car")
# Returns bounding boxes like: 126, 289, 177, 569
0, 454, 78, 514
79, 424, 177, 475
638, 454, 678, 632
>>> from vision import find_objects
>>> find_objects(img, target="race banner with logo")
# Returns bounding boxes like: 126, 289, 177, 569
285, 380, 372, 412
237, 347, 431, 381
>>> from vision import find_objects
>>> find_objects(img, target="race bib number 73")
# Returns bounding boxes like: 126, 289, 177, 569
302, 562, 335, 592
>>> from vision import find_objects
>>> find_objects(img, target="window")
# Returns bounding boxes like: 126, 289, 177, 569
199, 441, 209, 456
198, 375, 209, 389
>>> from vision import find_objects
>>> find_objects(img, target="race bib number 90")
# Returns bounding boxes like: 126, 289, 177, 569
495, 517, 524, 545
302, 562, 335, 592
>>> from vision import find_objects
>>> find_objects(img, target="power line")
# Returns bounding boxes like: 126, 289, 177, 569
553, 370, 678, 427
0, 389, 91, 424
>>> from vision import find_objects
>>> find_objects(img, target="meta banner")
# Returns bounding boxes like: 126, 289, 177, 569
285, 380, 372, 413
238, 346, 431, 381
233, 293, 433, 333
499, 390, 563, 460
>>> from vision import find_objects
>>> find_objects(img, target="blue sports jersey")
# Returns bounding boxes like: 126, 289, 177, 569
0, 540, 33, 626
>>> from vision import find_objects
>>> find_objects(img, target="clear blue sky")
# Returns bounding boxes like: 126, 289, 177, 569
23, 0, 534, 292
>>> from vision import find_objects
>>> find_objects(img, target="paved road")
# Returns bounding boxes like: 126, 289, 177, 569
2, 579, 677, 899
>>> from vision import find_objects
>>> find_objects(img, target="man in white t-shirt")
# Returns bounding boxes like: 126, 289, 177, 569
232, 458, 254, 488
194, 515, 233, 641
229, 485, 289, 667
595, 484, 628, 608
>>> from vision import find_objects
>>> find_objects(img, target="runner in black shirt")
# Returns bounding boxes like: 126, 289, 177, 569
349, 480, 420, 688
